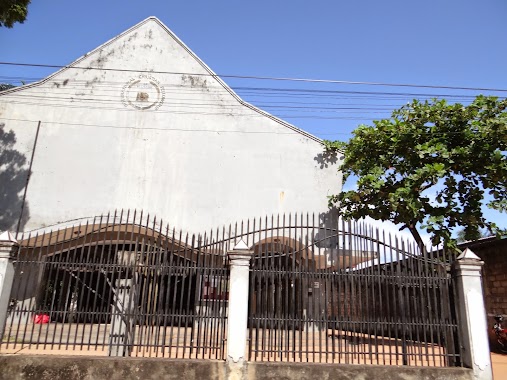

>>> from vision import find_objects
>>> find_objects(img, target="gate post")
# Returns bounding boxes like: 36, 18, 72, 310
108, 277, 137, 357
452, 248, 492, 380
226, 240, 253, 364
0, 232, 18, 340
0, 232, 19, 341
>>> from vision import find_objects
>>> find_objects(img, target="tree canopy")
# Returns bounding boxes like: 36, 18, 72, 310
0, 0, 30, 28
324, 95, 507, 251
455, 227, 489, 243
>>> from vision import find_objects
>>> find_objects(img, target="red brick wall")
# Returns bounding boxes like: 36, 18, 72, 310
476, 243, 507, 317
462, 239, 507, 349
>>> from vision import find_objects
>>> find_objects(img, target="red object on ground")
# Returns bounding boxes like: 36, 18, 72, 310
33, 314, 50, 324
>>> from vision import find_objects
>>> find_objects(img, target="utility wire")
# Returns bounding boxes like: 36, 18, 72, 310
1, 61, 507, 93
2, 64, 505, 137
0, 92, 409, 112
0, 101, 388, 121
0, 75, 499, 100
2, 93, 399, 112
2, 117, 500, 137
0, 77, 492, 99
1, 79, 494, 107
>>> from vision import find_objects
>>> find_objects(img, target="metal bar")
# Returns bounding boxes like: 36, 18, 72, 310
3, 211, 463, 366
88, 214, 107, 350
6, 230, 36, 349
190, 233, 201, 358
248, 219, 255, 361
183, 233, 196, 358
153, 218, 165, 357
75, 219, 94, 351
32, 228, 55, 350
220, 224, 229, 360
2, 231, 22, 349
164, 227, 179, 358
50, 220, 72, 348
287, 213, 296, 362
15, 120, 41, 239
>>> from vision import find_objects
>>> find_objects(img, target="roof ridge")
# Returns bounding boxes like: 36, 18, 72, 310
0, 16, 323, 143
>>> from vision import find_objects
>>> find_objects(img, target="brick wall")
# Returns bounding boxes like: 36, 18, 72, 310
471, 241, 507, 317
459, 238, 507, 349
480, 246, 507, 317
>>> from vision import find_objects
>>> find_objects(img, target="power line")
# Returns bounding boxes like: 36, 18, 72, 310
1, 61, 507, 93
1, 77, 493, 103
0, 74, 489, 100
2, 63, 505, 139
2, 93, 399, 112
1, 90, 504, 125
0, 100, 390, 121
0, 117, 318, 134
0, 86, 413, 108
3, 84, 501, 121
2, 117, 501, 137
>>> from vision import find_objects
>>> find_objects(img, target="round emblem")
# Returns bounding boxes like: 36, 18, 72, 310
121, 75, 165, 110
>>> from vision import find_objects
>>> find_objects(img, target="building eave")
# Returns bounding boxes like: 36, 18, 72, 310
0, 16, 324, 145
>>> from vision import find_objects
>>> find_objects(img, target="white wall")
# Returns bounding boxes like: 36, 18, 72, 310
0, 17, 341, 236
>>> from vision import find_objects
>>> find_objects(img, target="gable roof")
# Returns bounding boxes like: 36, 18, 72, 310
1, 16, 322, 144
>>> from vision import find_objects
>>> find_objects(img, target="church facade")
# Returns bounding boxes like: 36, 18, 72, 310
0, 17, 341, 236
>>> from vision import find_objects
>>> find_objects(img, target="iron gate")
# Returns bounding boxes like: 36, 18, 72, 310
243, 213, 461, 367
1, 210, 462, 367
1, 210, 230, 359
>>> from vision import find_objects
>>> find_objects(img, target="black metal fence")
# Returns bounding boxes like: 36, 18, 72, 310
1, 211, 462, 367
243, 213, 461, 367
1, 210, 230, 359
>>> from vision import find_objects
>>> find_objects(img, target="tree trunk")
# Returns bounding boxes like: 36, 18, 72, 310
406, 222, 426, 255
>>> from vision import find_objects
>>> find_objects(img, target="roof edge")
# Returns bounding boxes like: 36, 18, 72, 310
1, 16, 324, 144
147, 18, 324, 144
0, 17, 157, 96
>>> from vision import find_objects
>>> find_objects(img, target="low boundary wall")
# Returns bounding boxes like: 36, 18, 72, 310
0, 355, 473, 380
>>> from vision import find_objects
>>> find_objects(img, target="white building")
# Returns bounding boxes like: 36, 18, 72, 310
0, 17, 341, 236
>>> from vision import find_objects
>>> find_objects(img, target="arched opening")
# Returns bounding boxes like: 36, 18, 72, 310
249, 236, 309, 330
11, 223, 198, 326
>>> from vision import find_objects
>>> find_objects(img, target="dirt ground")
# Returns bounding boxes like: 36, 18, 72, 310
491, 352, 507, 379
3, 323, 507, 377
1, 324, 449, 365
2, 346, 506, 378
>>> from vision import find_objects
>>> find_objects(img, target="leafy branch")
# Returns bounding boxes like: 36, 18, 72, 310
325, 95, 507, 252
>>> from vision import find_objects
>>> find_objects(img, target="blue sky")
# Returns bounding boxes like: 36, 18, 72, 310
1, 0, 506, 234
3, 1, 507, 130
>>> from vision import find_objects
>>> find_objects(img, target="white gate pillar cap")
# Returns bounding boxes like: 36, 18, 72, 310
456, 247, 481, 261
0, 231, 17, 244
233, 239, 249, 251
228, 239, 253, 265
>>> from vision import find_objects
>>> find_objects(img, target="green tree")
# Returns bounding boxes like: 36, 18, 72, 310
324, 95, 507, 252
455, 228, 489, 243
0, 0, 31, 28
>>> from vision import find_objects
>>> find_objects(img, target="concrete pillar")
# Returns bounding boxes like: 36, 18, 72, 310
452, 248, 492, 380
108, 277, 137, 357
0, 232, 18, 341
226, 240, 253, 364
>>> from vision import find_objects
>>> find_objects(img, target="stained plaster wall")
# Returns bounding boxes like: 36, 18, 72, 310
0, 17, 341, 236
